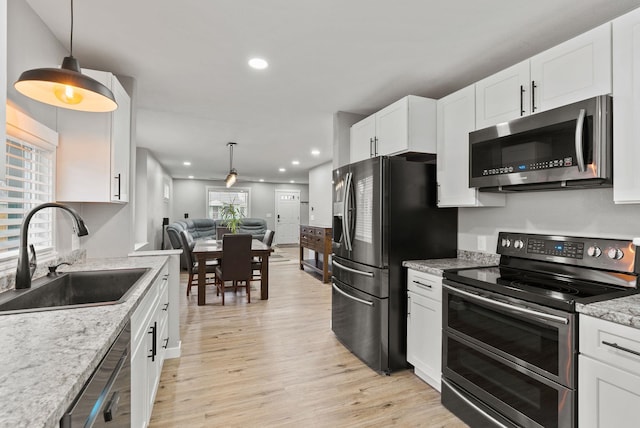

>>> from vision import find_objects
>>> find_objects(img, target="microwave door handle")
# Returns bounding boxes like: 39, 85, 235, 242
575, 108, 586, 172
343, 172, 353, 251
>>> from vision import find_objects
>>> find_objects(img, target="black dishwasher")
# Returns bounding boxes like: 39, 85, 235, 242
60, 322, 131, 427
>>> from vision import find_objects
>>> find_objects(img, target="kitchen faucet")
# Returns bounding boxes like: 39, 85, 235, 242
15, 202, 89, 289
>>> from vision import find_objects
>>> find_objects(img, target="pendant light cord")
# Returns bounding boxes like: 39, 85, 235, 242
69, 0, 74, 56
229, 143, 234, 170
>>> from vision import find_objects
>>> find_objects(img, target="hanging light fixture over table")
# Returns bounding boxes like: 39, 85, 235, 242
14, 0, 117, 112
225, 142, 238, 188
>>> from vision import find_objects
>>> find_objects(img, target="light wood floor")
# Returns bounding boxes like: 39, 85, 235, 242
149, 247, 467, 427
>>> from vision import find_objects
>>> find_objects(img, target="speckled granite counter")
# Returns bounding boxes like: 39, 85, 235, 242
577, 294, 640, 329
0, 255, 168, 428
403, 250, 500, 275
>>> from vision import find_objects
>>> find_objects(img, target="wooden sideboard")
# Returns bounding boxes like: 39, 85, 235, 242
299, 225, 332, 283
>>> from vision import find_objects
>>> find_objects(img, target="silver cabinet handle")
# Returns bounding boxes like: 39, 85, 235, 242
333, 260, 374, 277
441, 378, 510, 428
332, 283, 373, 306
575, 108, 586, 172
602, 341, 640, 357
444, 284, 569, 325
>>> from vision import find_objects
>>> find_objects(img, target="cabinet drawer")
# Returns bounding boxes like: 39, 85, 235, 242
580, 315, 640, 376
407, 269, 442, 301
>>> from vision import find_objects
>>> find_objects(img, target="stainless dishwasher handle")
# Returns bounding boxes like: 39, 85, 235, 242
602, 341, 640, 357
442, 378, 510, 428
444, 284, 569, 325
333, 260, 374, 277
575, 108, 586, 172
332, 283, 373, 306
86, 347, 129, 427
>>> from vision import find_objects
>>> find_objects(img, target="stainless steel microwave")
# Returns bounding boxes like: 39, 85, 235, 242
469, 95, 612, 192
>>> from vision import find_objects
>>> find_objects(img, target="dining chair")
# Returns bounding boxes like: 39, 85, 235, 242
216, 226, 231, 240
214, 233, 253, 305
179, 230, 218, 296
252, 229, 274, 283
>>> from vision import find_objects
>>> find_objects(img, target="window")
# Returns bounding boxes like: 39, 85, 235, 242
206, 187, 250, 220
0, 106, 57, 267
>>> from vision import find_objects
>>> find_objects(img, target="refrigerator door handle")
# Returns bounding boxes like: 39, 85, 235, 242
343, 172, 354, 251
333, 260, 374, 277
332, 283, 374, 306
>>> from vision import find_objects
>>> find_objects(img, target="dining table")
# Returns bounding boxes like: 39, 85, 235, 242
192, 238, 274, 305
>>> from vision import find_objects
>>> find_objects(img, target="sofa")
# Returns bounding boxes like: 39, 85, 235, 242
167, 218, 268, 268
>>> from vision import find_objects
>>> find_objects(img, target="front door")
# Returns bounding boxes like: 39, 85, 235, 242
275, 190, 300, 245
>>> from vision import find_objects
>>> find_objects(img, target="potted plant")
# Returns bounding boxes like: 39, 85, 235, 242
220, 201, 243, 233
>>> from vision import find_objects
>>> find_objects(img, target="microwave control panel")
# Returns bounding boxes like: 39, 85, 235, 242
481, 157, 574, 176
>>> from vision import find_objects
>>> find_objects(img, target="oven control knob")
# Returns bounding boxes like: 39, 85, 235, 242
514, 239, 524, 249
587, 246, 602, 258
501, 238, 511, 248
607, 248, 624, 260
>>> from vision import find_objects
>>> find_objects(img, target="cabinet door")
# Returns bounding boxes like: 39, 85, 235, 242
375, 97, 408, 156
475, 60, 530, 129
349, 115, 375, 163
110, 77, 131, 202
578, 355, 640, 428
436, 85, 505, 208
131, 331, 150, 428
613, 7, 640, 203
530, 22, 611, 113
407, 291, 441, 391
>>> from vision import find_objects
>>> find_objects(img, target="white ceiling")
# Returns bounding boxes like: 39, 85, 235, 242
25, 0, 640, 184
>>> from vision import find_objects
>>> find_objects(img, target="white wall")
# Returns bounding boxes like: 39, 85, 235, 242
135, 148, 173, 250
308, 162, 332, 227
171, 179, 309, 231
459, 188, 640, 253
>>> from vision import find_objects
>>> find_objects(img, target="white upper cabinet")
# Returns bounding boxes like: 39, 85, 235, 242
612, 7, 640, 204
349, 95, 436, 164
349, 114, 376, 164
475, 61, 530, 129
436, 85, 505, 208
530, 23, 612, 113
56, 69, 131, 203
474, 23, 611, 129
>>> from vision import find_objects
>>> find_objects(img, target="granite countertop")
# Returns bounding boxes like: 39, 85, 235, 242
0, 255, 168, 428
403, 250, 500, 275
577, 294, 640, 329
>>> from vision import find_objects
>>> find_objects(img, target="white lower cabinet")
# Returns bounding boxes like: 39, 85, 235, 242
406, 268, 442, 391
578, 315, 640, 427
131, 263, 169, 428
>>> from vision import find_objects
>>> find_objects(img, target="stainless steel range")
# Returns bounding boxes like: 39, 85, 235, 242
441, 232, 639, 428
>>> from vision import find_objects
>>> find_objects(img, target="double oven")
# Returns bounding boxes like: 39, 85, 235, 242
441, 232, 639, 428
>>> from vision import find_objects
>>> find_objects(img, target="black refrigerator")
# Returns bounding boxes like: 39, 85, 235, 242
331, 155, 457, 374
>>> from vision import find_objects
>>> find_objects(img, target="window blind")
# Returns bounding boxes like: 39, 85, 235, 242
0, 137, 54, 256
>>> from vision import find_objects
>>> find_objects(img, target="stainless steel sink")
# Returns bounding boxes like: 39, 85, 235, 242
0, 268, 149, 315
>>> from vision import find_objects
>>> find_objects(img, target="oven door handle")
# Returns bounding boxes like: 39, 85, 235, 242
575, 108, 586, 172
444, 284, 569, 325
332, 283, 374, 306
441, 378, 511, 428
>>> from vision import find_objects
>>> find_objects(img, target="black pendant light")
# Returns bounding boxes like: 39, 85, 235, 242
14, 0, 117, 112
225, 142, 238, 188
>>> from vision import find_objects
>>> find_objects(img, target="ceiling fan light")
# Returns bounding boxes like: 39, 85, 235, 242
15, 57, 117, 112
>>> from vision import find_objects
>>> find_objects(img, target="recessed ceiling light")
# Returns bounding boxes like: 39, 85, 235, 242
259, 179, 264, 182
248, 58, 268, 70
183, 161, 191, 166
290, 180, 295, 183
311, 149, 320, 156
188, 175, 194, 179
279, 168, 286, 172
292, 160, 300, 165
